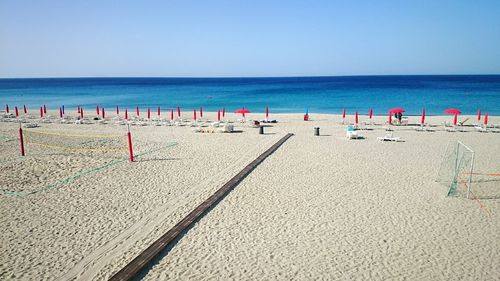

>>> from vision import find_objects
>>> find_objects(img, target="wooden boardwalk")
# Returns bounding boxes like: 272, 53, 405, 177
109, 133, 294, 281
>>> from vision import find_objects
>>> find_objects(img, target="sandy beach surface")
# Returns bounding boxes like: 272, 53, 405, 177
1, 112, 499, 280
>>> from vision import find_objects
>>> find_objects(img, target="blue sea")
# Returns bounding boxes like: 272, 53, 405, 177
1, 75, 499, 116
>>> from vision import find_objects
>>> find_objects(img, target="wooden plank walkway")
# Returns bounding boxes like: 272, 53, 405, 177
109, 133, 294, 281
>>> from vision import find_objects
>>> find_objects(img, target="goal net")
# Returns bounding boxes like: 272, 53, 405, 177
436, 141, 475, 199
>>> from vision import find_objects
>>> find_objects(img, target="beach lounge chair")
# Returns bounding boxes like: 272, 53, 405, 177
475, 125, 488, 133
346, 130, 362, 140
346, 126, 363, 140
24, 123, 39, 128
377, 132, 403, 142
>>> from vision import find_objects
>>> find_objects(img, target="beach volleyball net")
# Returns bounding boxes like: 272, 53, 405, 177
436, 141, 475, 199
22, 129, 128, 158
1, 128, 130, 196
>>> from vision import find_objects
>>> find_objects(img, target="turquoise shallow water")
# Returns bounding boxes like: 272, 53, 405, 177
0, 75, 499, 115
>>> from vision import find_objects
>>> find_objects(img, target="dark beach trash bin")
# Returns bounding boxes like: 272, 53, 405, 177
259, 126, 264, 134
314, 127, 320, 136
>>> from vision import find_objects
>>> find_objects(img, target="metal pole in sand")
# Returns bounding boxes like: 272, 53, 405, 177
127, 124, 134, 162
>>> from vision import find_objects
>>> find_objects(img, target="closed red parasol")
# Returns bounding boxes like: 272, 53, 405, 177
15, 106, 19, 117
342, 108, 346, 119
157, 106, 161, 116
369, 107, 373, 119
484, 112, 488, 125
266, 106, 269, 121
102, 107, 105, 119
125, 108, 128, 120
147, 107, 151, 120
96, 105, 99, 116
23, 105, 27, 114
177, 106, 181, 118
200, 107, 203, 118
170, 109, 174, 121
217, 109, 221, 121
421, 108, 426, 125
193, 108, 197, 121
477, 109, 481, 121
116, 105, 119, 115
136, 106, 140, 116
355, 111, 359, 124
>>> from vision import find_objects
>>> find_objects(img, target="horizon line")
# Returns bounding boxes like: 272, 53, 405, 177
1, 74, 500, 80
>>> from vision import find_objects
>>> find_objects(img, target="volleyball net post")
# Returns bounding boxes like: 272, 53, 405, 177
127, 124, 134, 162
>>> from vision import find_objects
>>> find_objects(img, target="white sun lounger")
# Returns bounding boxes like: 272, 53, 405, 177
346, 130, 362, 140
377, 132, 403, 142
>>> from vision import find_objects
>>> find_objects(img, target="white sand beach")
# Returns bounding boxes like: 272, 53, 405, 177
1, 112, 499, 280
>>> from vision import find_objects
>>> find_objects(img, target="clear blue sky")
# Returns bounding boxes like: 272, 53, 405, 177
1, 0, 499, 77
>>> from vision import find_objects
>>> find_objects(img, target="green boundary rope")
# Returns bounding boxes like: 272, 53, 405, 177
1, 141, 178, 197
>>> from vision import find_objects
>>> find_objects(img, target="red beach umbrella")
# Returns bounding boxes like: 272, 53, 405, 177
157, 106, 161, 116
444, 108, 461, 115
125, 108, 128, 120
96, 105, 99, 116
222, 107, 225, 118
177, 106, 181, 118
444, 108, 461, 125
116, 105, 119, 115
235, 108, 250, 117
342, 108, 346, 119
59, 107, 63, 118
217, 109, 221, 121
477, 109, 481, 121
421, 108, 426, 125
43, 105, 47, 114
147, 107, 151, 120
389, 108, 405, 114
369, 107, 373, 119
388, 112, 392, 125
40, 106, 43, 118
15, 106, 19, 117
266, 106, 269, 121
5, 104, 9, 113
484, 112, 488, 125
80, 108, 84, 119
102, 107, 105, 119
193, 108, 197, 121
200, 107, 203, 118
77, 105, 81, 113
170, 109, 174, 121
23, 105, 27, 114
136, 106, 139, 116
355, 111, 359, 124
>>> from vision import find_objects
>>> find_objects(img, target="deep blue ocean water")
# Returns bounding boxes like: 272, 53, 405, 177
1, 76, 499, 116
